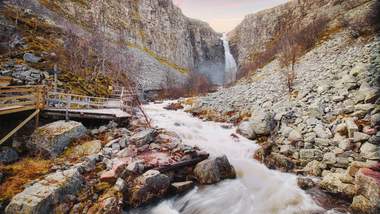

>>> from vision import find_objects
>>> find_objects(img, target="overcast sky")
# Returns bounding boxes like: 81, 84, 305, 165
173, 0, 289, 32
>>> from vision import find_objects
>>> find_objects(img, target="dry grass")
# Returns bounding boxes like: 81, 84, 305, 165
0, 158, 53, 202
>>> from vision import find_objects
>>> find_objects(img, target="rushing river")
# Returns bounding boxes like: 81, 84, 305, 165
131, 102, 325, 214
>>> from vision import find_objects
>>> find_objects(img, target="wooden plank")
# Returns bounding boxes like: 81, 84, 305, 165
0, 106, 36, 115
0, 109, 40, 145
0, 88, 36, 93
0, 95, 35, 101
0, 100, 35, 108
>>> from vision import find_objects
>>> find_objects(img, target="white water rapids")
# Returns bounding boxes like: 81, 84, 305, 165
222, 33, 238, 85
130, 102, 325, 214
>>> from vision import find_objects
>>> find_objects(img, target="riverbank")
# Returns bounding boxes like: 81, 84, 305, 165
184, 31, 380, 213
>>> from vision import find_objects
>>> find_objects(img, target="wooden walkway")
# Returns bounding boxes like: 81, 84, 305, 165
0, 85, 135, 144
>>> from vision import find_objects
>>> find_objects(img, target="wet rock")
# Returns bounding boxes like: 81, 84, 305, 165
170, 181, 194, 193
128, 170, 170, 207
320, 172, 356, 199
265, 153, 295, 171
164, 103, 184, 111
194, 155, 236, 184
0, 146, 19, 164
23, 53, 41, 63
237, 121, 256, 140
5, 168, 83, 214
303, 160, 324, 176
297, 177, 316, 190
129, 129, 157, 146
28, 121, 87, 158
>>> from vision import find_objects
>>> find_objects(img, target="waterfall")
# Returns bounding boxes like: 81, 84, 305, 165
221, 33, 238, 85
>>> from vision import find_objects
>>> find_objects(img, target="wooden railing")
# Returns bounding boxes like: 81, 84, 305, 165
0, 85, 45, 115
46, 92, 123, 109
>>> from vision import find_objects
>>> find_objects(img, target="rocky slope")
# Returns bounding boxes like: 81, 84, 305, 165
229, 0, 375, 71
187, 2, 380, 211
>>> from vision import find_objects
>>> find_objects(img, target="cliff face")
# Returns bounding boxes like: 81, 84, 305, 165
38, 0, 225, 89
229, 0, 375, 70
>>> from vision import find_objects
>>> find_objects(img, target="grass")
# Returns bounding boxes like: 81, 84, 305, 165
0, 158, 53, 203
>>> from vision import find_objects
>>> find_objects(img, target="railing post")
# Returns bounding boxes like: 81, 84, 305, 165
65, 94, 71, 121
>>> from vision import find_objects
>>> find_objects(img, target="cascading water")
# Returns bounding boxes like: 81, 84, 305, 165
130, 102, 328, 214
222, 33, 238, 85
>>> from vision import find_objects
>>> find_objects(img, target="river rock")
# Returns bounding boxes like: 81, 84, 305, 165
371, 113, 380, 126
170, 181, 194, 193
128, 170, 170, 207
313, 124, 332, 139
249, 111, 272, 136
193, 155, 236, 184
303, 160, 324, 176
5, 168, 83, 214
351, 168, 380, 213
28, 121, 87, 158
0, 146, 19, 164
129, 129, 157, 146
297, 177, 316, 190
237, 121, 256, 140
320, 172, 356, 199
353, 132, 370, 143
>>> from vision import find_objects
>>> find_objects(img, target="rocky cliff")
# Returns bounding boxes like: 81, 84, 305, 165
39, 0, 225, 89
229, 0, 375, 72
1, 0, 225, 91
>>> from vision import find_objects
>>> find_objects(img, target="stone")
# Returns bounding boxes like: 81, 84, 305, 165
360, 143, 380, 160
28, 121, 87, 158
320, 172, 356, 198
67, 140, 102, 159
338, 139, 352, 151
5, 168, 83, 214
125, 160, 145, 175
303, 160, 324, 176
345, 118, 359, 138
288, 129, 303, 142
0, 146, 19, 164
249, 111, 272, 136
323, 152, 337, 165
237, 121, 256, 140
297, 177, 315, 190
114, 178, 128, 193
315, 138, 331, 147
363, 126, 377, 135
335, 123, 347, 135
128, 170, 170, 207
170, 181, 194, 193
193, 155, 236, 184
351, 195, 374, 214
353, 132, 370, 143
352, 168, 380, 213
371, 113, 380, 126
23, 53, 41, 63
299, 149, 317, 161
313, 124, 332, 139
129, 129, 157, 146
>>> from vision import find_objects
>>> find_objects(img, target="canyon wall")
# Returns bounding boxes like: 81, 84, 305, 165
228, 0, 375, 71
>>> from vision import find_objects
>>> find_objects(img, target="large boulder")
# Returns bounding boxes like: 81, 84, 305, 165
0, 146, 19, 164
237, 121, 256, 140
351, 168, 380, 213
28, 121, 87, 158
249, 111, 272, 136
5, 168, 83, 214
193, 155, 236, 184
66, 140, 102, 159
128, 170, 170, 207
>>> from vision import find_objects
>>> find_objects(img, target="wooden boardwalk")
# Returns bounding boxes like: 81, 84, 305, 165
0, 85, 135, 144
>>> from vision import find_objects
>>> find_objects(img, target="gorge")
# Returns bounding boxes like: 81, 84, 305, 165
0, 0, 379, 214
